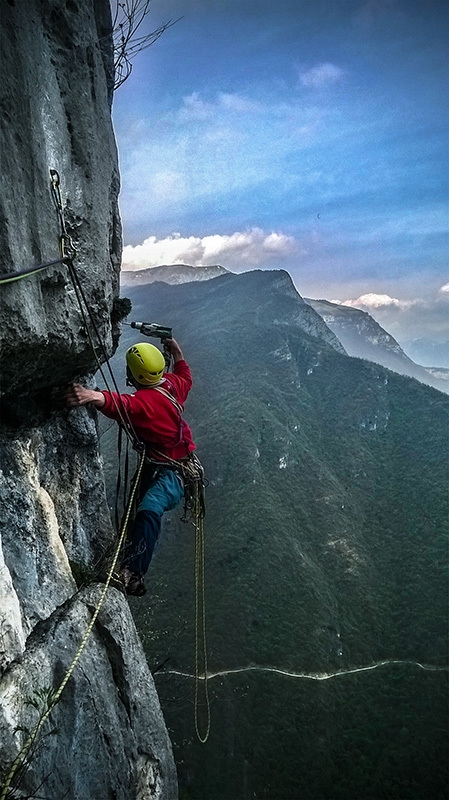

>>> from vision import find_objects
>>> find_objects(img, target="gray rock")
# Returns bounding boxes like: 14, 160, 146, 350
0, 0, 121, 403
0, 587, 177, 800
0, 2, 178, 797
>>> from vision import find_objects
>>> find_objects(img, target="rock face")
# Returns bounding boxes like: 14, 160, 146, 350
0, 0, 120, 409
0, 2, 177, 798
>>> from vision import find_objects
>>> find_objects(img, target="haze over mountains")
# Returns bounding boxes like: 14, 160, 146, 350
305, 297, 449, 394
101, 267, 448, 800
402, 337, 449, 369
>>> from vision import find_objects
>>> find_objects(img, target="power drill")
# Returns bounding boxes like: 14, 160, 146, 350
124, 321, 172, 340
123, 321, 173, 368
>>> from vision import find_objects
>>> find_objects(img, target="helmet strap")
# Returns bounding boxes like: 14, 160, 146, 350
126, 365, 139, 388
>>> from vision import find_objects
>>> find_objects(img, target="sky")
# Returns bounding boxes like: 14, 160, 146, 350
111, 0, 449, 346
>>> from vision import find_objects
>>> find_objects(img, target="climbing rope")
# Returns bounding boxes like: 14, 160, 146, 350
0, 171, 147, 798
49, 168, 77, 262
49, 168, 141, 446
1, 169, 210, 795
193, 478, 211, 743
146, 449, 210, 742
0, 257, 70, 285
0, 169, 138, 446
0, 169, 73, 285
0, 451, 145, 800
66, 257, 140, 444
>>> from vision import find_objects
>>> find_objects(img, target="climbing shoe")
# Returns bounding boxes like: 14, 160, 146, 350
108, 571, 127, 595
126, 573, 146, 597
120, 567, 146, 597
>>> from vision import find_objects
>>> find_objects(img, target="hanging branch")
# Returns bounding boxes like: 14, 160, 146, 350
110, 0, 181, 90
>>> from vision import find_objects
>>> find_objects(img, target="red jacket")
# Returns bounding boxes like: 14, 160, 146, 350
100, 359, 196, 462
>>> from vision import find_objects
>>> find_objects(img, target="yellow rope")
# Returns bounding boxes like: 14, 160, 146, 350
148, 450, 210, 741
194, 481, 211, 743
0, 451, 145, 800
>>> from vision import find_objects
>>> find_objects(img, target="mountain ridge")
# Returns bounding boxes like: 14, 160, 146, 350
305, 296, 449, 393
121, 263, 229, 286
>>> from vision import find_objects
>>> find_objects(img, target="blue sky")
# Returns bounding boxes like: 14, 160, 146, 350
112, 0, 448, 344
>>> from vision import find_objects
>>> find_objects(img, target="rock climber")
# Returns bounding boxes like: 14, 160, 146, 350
65, 338, 196, 596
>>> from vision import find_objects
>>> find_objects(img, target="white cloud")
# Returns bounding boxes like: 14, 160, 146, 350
299, 62, 345, 89
340, 293, 416, 310
440, 283, 449, 294
180, 92, 213, 121
179, 91, 262, 122
218, 93, 262, 113
122, 229, 295, 271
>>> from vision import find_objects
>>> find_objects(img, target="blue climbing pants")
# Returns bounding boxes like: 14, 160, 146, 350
122, 468, 184, 575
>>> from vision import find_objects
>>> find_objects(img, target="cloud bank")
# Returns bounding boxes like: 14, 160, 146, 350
122, 229, 295, 271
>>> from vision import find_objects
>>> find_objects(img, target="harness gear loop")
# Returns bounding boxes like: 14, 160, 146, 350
0, 451, 146, 800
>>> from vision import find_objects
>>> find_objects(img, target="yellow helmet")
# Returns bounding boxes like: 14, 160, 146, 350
126, 343, 165, 386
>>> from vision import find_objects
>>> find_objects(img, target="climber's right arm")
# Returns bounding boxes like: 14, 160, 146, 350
65, 383, 106, 409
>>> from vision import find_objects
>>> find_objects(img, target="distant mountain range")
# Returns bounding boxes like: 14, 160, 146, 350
100, 266, 448, 800
120, 263, 229, 286
119, 264, 449, 394
305, 297, 449, 394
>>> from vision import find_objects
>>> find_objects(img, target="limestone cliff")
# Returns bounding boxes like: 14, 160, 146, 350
0, 2, 177, 798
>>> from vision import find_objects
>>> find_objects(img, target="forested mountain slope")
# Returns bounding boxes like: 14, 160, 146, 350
102, 269, 448, 800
